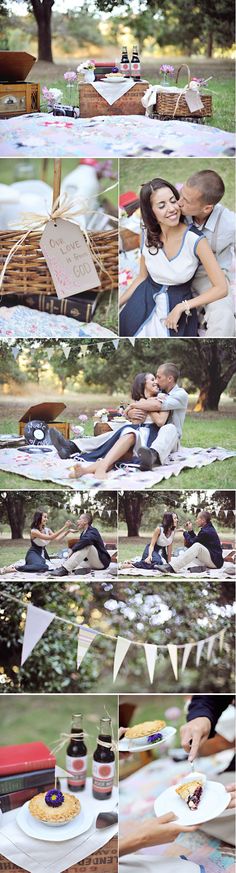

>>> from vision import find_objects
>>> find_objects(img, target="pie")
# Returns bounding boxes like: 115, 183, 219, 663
125, 720, 166, 739
175, 777, 205, 810
29, 791, 81, 824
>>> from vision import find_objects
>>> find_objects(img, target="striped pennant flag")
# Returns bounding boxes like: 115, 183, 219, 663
77, 626, 98, 669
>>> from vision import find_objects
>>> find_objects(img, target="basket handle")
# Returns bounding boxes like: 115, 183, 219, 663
52, 159, 62, 209
176, 64, 191, 86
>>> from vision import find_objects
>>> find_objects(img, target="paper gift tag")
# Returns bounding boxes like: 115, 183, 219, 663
40, 218, 101, 299
184, 89, 204, 113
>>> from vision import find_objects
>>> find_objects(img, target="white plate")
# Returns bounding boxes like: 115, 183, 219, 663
119, 726, 176, 752
154, 779, 229, 826
16, 800, 94, 842
101, 77, 127, 83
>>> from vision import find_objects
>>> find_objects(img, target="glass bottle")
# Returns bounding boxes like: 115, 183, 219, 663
66, 714, 87, 792
131, 45, 141, 81
120, 46, 130, 78
92, 717, 115, 799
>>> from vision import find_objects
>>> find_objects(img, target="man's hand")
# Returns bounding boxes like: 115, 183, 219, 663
180, 717, 211, 762
185, 521, 193, 531
125, 404, 146, 424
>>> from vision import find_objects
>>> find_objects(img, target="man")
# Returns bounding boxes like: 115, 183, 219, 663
126, 361, 189, 471
179, 169, 235, 337
50, 511, 111, 577
157, 510, 223, 574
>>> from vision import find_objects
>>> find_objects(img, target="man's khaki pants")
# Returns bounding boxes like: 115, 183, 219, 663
64, 546, 104, 572
171, 542, 217, 572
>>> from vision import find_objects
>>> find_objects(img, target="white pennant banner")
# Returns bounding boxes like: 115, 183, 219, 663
77, 626, 98, 669
167, 644, 178, 680
219, 628, 226, 652
62, 344, 71, 359
196, 638, 206, 666
46, 347, 54, 360
21, 604, 55, 666
207, 635, 216, 660
112, 339, 119, 350
128, 338, 135, 347
97, 343, 104, 352
181, 642, 193, 673
12, 345, 20, 360
113, 636, 131, 681
144, 643, 157, 684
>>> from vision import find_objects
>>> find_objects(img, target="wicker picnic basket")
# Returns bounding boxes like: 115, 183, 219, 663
155, 64, 212, 119
0, 160, 118, 299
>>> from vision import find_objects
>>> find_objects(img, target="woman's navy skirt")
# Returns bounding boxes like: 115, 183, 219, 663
120, 274, 198, 337
75, 422, 159, 463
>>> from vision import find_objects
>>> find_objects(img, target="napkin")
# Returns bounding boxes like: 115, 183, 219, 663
91, 79, 138, 105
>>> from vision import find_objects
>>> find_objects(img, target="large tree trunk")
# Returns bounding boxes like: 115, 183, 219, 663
123, 493, 145, 537
5, 494, 26, 539
207, 28, 213, 57
31, 0, 54, 63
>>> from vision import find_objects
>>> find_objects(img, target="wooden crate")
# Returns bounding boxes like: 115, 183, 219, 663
79, 82, 149, 117
18, 421, 70, 438
0, 83, 40, 117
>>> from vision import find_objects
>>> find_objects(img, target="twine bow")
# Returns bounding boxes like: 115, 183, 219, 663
0, 181, 118, 293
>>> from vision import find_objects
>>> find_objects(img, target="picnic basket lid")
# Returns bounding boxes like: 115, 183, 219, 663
19, 402, 66, 423
0, 51, 36, 83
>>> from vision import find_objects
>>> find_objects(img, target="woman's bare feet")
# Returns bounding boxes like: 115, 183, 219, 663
69, 462, 96, 479
0, 564, 16, 575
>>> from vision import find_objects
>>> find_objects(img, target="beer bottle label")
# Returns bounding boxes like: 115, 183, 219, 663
120, 62, 130, 73
92, 760, 115, 794
131, 62, 141, 76
66, 754, 87, 788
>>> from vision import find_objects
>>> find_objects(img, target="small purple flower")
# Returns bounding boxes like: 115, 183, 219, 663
64, 71, 77, 82
79, 414, 88, 422
160, 64, 175, 76
112, 67, 119, 73
45, 789, 64, 808
147, 732, 163, 743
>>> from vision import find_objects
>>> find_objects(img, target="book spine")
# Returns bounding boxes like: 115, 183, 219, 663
23, 293, 93, 323
0, 758, 55, 776
0, 782, 54, 813
0, 768, 55, 796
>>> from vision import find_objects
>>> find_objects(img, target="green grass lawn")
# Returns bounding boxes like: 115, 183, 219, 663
119, 158, 235, 207
0, 413, 235, 490
0, 695, 117, 774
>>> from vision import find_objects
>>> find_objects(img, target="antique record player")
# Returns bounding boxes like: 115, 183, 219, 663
0, 51, 40, 117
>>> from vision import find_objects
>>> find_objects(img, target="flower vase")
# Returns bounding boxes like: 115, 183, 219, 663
162, 75, 169, 87
84, 70, 95, 84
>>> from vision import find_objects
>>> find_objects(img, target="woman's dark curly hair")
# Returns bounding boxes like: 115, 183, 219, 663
140, 178, 184, 254
131, 372, 155, 401
162, 512, 175, 536
31, 510, 47, 530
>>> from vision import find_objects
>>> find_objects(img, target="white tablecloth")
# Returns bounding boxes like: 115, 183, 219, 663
0, 776, 118, 873
91, 79, 143, 105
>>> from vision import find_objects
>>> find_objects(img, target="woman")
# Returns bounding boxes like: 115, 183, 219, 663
119, 178, 227, 337
1, 511, 72, 575
125, 512, 176, 570
69, 373, 169, 480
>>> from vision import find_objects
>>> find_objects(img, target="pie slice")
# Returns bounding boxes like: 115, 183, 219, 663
175, 777, 205, 811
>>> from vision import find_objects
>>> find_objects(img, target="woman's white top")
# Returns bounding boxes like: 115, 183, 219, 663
31, 527, 52, 547
136, 226, 203, 338
155, 525, 174, 547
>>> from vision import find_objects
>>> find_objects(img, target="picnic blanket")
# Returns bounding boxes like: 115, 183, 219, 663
0, 562, 117, 583
0, 114, 234, 158
120, 753, 235, 872
0, 305, 116, 339
0, 444, 234, 490
119, 550, 235, 579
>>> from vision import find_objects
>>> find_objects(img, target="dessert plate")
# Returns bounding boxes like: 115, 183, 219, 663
154, 779, 229, 826
119, 726, 176, 752
101, 77, 127, 82
16, 800, 94, 842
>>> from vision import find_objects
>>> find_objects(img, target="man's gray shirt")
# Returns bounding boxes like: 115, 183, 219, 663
158, 384, 189, 438
187, 203, 235, 295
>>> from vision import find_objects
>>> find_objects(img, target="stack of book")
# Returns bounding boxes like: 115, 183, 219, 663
0, 741, 56, 812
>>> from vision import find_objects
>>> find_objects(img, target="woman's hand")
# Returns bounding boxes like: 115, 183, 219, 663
226, 783, 236, 809
145, 556, 152, 564
119, 813, 198, 856
164, 302, 185, 333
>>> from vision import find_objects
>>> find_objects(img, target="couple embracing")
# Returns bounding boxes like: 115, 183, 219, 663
50, 362, 188, 479
120, 169, 235, 338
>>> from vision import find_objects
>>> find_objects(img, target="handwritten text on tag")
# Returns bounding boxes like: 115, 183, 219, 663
40, 218, 101, 299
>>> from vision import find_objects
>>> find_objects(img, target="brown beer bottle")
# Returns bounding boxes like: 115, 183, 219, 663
131, 45, 141, 80
66, 714, 87, 792
92, 717, 115, 799
120, 46, 130, 78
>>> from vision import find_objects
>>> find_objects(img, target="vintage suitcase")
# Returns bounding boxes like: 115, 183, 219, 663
79, 81, 149, 117
0, 51, 40, 117
19, 403, 70, 439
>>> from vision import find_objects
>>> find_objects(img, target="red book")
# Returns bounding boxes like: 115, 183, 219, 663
0, 782, 55, 813
0, 742, 56, 777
